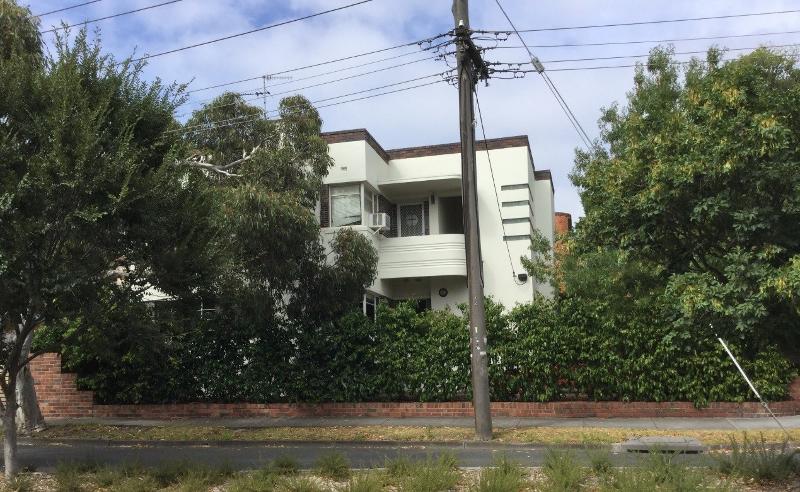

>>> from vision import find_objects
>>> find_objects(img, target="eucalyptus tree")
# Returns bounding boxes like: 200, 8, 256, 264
177, 94, 378, 384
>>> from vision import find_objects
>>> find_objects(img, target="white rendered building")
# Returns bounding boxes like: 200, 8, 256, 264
319, 129, 555, 315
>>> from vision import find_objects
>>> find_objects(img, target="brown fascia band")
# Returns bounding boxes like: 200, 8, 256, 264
320, 129, 533, 162
320, 129, 553, 192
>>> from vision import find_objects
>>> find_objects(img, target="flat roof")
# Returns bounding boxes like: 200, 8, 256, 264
320, 129, 553, 190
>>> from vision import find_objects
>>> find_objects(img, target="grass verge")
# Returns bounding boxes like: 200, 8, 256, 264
37, 423, 800, 446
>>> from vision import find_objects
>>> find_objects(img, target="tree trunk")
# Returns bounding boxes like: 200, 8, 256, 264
15, 332, 44, 433
3, 394, 19, 478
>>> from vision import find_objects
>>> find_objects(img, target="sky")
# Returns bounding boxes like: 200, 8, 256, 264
27, 0, 800, 220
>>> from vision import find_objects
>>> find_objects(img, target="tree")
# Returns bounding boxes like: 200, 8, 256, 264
571, 46, 800, 352
0, 12, 201, 473
178, 93, 377, 319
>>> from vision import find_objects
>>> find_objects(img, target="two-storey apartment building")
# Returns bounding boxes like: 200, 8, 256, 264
319, 129, 555, 314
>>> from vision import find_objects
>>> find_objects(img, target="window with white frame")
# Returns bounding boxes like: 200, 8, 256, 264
330, 184, 362, 226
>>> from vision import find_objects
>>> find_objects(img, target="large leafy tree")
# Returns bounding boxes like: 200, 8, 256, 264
59, 94, 378, 405
179, 93, 376, 320
0, 2, 207, 474
572, 47, 800, 353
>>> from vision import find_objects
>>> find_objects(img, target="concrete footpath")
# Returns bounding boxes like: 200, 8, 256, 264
49, 415, 800, 430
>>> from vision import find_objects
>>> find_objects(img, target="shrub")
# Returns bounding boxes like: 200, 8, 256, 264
314, 452, 351, 480
715, 433, 798, 482
473, 455, 527, 492
269, 455, 300, 476
343, 472, 384, 492
3, 474, 33, 492
541, 450, 583, 492
397, 453, 459, 492
58, 295, 795, 406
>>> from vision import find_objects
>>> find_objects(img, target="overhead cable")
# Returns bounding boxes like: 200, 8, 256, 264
477, 8, 800, 34
173, 80, 447, 135
125, 0, 376, 64
490, 28, 800, 49
35, 0, 104, 17
185, 34, 451, 94
492, 0, 593, 149
40, 0, 184, 34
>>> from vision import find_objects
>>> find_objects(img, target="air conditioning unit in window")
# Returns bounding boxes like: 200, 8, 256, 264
368, 212, 390, 231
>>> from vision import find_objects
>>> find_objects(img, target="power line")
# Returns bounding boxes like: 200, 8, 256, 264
174, 79, 447, 135
184, 34, 451, 94
492, 0, 593, 149
493, 43, 800, 67
179, 55, 442, 116
489, 44, 800, 74
315, 79, 444, 110
185, 49, 445, 107
126, 0, 376, 64
185, 26, 791, 102
34, 0, 104, 17
40, 0, 183, 34
473, 88, 518, 279
285, 72, 446, 105
478, 7, 800, 34
490, 28, 800, 49
178, 72, 448, 129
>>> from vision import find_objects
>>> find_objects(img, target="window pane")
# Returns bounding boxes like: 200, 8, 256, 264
330, 184, 359, 196
364, 189, 374, 214
400, 204, 424, 236
332, 193, 361, 226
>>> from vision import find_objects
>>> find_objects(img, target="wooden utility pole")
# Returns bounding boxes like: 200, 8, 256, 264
452, 0, 492, 441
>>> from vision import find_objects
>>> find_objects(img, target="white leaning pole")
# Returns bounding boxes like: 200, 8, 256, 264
715, 326, 791, 440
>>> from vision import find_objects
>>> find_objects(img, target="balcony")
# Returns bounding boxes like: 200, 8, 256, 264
378, 234, 466, 279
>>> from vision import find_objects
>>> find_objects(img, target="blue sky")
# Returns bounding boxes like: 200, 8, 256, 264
28, 0, 800, 220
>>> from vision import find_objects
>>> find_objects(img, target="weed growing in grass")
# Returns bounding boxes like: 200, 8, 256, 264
715, 433, 798, 482
282, 475, 326, 491
2, 474, 33, 492
145, 460, 233, 489
586, 448, 612, 475
397, 453, 459, 492
270, 455, 301, 476
384, 455, 414, 479
343, 472, 384, 492
599, 453, 728, 492
541, 450, 584, 492
54, 462, 93, 492
314, 452, 351, 480
472, 455, 527, 492
110, 475, 162, 492
226, 470, 281, 492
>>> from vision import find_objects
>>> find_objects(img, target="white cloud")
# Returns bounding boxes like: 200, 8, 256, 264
30, 0, 800, 219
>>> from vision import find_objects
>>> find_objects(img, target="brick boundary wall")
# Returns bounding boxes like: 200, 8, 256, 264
30, 353, 800, 420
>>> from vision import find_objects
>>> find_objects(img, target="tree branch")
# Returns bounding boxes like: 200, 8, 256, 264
176, 145, 260, 177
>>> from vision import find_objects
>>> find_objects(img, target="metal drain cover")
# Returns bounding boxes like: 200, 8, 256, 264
613, 436, 706, 454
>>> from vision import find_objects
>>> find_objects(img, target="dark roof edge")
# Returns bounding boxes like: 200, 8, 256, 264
534, 169, 554, 193
321, 129, 390, 162
386, 135, 530, 160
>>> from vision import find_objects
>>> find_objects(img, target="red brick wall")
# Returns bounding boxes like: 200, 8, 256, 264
554, 212, 572, 236
789, 377, 800, 400
29, 353, 94, 418
29, 353, 800, 420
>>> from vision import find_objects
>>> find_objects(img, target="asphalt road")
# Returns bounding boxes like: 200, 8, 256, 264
15, 440, 712, 472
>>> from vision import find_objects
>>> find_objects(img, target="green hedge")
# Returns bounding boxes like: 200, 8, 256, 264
51, 296, 794, 406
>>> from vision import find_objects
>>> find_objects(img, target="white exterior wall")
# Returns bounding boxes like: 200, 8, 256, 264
321, 134, 556, 311
533, 177, 556, 298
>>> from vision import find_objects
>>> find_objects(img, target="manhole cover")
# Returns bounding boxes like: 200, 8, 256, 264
613, 436, 706, 454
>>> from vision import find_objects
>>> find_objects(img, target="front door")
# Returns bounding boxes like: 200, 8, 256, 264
399, 203, 424, 237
